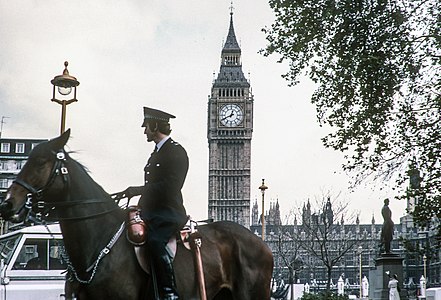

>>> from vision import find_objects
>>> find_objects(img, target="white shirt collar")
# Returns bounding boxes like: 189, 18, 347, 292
155, 136, 170, 152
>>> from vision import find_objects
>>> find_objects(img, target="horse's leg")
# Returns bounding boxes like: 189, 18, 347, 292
227, 227, 273, 300
63, 280, 74, 300
234, 262, 272, 300
64, 281, 89, 300
231, 274, 272, 300
64, 279, 81, 300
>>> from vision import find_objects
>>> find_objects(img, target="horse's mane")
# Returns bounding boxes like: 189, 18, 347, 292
64, 150, 113, 200
66, 151, 90, 173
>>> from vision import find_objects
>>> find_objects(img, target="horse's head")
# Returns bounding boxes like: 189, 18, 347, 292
0, 129, 71, 222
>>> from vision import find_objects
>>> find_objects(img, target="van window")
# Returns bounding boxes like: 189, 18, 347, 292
0, 236, 20, 265
13, 238, 66, 270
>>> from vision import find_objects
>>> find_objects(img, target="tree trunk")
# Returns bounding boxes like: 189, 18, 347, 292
326, 267, 332, 295
289, 267, 294, 300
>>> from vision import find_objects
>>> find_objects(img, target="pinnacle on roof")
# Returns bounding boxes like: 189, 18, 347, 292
223, 9, 240, 51
214, 5, 249, 87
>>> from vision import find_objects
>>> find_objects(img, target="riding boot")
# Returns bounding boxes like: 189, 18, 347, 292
159, 254, 179, 300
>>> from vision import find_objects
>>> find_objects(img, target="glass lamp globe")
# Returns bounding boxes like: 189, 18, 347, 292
58, 86, 72, 96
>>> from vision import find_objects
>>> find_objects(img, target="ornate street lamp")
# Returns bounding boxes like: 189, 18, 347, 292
259, 179, 268, 241
51, 61, 80, 134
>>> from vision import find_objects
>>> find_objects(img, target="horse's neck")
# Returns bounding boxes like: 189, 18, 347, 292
60, 210, 124, 271
59, 159, 124, 270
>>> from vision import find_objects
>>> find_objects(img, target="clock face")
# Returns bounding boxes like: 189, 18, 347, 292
219, 104, 244, 127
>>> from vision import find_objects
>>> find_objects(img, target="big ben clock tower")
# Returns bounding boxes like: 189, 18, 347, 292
207, 9, 253, 228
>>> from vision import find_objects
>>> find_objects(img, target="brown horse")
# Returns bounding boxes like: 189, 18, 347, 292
0, 130, 273, 300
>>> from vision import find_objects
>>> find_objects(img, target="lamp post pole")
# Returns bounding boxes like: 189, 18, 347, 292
423, 254, 427, 281
358, 246, 362, 298
52, 98, 77, 134
51, 61, 80, 134
259, 179, 268, 241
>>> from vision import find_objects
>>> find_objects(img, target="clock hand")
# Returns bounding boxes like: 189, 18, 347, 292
221, 111, 234, 120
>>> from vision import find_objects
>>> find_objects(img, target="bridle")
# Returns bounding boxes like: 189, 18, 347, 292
14, 150, 69, 197
12, 149, 119, 221
11, 148, 126, 285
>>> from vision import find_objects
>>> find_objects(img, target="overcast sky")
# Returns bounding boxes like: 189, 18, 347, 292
0, 1, 407, 224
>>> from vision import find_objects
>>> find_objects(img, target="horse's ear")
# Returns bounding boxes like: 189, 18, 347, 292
50, 129, 71, 150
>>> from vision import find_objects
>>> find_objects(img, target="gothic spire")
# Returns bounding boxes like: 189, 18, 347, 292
214, 5, 249, 88
223, 7, 240, 51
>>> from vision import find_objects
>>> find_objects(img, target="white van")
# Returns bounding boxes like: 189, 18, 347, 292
0, 224, 66, 300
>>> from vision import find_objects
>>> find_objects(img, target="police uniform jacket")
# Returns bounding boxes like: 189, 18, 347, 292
139, 138, 188, 229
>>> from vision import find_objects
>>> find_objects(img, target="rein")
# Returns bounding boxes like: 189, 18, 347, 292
62, 222, 126, 284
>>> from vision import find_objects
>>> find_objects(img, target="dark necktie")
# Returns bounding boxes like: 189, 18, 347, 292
151, 145, 159, 156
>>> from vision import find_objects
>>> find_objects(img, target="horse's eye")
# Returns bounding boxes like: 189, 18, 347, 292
35, 157, 47, 166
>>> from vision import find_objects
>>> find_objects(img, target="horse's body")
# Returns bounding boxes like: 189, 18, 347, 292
0, 130, 273, 300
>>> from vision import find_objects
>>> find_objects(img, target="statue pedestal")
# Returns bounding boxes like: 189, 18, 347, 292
369, 254, 404, 300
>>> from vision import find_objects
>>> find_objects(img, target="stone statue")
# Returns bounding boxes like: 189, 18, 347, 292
362, 275, 369, 298
381, 198, 394, 254
337, 276, 344, 295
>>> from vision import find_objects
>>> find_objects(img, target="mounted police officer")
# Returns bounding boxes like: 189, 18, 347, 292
123, 107, 188, 300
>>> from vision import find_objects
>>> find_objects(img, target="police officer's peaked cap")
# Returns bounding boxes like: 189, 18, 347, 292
142, 107, 176, 127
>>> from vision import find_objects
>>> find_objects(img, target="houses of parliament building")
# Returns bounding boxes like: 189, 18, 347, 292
250, 197, 440, 290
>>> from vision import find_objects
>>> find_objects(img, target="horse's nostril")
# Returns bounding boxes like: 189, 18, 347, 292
0, 201, 13, 214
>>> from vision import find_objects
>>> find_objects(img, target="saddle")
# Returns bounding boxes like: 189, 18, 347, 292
126, 206, 200, 274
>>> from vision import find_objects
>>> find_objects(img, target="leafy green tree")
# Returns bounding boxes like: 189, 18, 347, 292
262, 0, 440, 233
